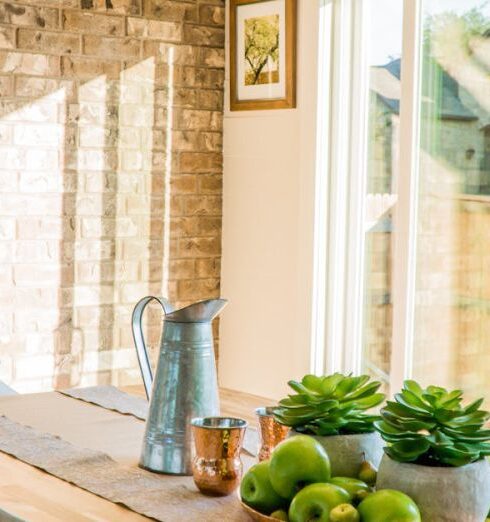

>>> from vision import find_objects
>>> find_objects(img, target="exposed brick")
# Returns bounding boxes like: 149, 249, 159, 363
17, 29, 81, 54
15, 76, 74, 98
0, 3, 59, 29
171, 173, 197, 193
199, 174, 221, 193
61, 55, 121, 79
0, 73, 12, 95
195, 257, 220, 278
82, 0, 141, 15
199, 131, 222, 151
127, 16, 181, 41
179, 151, 221, 173
143, 41, 199, 65
183, 24, 224, 47
83, 34, 140, 59
183, 195, 221, 216
200, 92, 222, 113
143, 0, 197, 23
169, 258, 194, 279
199, 5, 224, 27
0, 0, 224, 393
0, 50, 60, 76
62, 10, 124, 35
172, 130, 199, 151
177, 236, 220, 258
177, 278, 219, 300
180, 66, 224, 89
0, 24, 15, 49
199, 47, 224, 68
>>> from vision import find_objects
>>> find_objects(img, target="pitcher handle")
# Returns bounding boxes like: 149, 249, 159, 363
131, 296, 173, 400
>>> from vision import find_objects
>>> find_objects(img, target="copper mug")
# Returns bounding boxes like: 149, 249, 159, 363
256, 407, 290, 461
191, 417, 247, 496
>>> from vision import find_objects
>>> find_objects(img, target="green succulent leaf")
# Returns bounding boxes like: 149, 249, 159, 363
302, 374, 324, 392
389, 438, 431, 461
376, 381, 490, 468
463, 398, 484, 414
395, 393, 433, 414
403, 380, 424, 396
274, 373, 386, 436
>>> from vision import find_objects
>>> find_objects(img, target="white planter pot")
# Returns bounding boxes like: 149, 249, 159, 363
288, 431, 384, 478
376, 454, 490, 522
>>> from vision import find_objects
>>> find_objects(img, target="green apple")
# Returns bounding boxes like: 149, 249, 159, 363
329, 503, 360, 522
240, 461, 287, 514
288, 483, 350, 522
271, 509, 289, 521
328, 477, 370, 501
358, 489, 421, 522
269, 435, 331, 499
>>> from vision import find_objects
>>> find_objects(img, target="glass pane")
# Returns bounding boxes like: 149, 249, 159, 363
361, 0, 403, 392
413, 0, 490, 404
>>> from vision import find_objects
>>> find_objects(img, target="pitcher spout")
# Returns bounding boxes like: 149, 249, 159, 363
165, 298, 228, 323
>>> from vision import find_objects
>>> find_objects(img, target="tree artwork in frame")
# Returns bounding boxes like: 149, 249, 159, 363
230, 0, 296, 111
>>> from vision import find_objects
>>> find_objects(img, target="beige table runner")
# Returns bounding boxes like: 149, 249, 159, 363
0, 507, 25, 522
0, 415, 250, 521
59, 385, 149, 420
59, 385, 259, 456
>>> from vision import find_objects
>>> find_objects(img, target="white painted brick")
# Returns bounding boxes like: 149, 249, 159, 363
19, 171, 62, 193
0, 355, 13, 382
73, 285, 115, 306
14, 124, 63, 147
0, 218, 15, 239
120, 282, 149, 304
14, 309, 63, 333
15, 354, 55, 379
0, 171, 17, 192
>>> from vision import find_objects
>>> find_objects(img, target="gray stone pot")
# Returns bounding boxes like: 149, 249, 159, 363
376, 454, 490, 522
288, 430, 384, 478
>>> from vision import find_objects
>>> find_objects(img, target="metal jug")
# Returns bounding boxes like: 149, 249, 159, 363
132, 296, 227, 475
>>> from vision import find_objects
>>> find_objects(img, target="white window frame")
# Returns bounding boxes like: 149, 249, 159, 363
311, 0, 424, 393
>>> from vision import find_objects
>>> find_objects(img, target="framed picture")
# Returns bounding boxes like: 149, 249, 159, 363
230, 0, 297, 111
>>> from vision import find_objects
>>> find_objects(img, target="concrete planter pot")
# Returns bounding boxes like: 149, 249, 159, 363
376, 454, 490, 522
288, 430, 384, 478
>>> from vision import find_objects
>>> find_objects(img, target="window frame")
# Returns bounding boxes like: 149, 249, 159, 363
311, 0, 424, 393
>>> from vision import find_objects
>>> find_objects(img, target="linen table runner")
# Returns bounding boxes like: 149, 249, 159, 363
59, 385, 149, 420
0, 416, 249, 522
59, 385, 259, 456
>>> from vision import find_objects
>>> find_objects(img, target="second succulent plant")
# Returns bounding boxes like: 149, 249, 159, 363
375, 380, 490, 467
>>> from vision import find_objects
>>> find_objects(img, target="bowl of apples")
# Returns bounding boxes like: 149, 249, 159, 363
240, 435, 421, 522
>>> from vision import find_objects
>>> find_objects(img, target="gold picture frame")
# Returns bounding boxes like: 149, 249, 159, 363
230, 0, 297, 111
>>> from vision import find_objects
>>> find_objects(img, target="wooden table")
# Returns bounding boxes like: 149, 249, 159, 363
0, 387, 272, 522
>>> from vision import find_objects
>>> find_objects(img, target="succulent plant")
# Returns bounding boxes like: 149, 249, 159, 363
273, 373, 385, 436
375, 380, 490, 467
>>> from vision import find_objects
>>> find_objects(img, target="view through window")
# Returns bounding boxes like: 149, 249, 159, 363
360, 0, 490, 403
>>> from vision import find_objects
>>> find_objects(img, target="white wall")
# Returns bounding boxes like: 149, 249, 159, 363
219, 1, 321, 399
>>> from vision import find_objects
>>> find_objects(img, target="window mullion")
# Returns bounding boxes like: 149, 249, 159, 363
310, 0, 334, 376
323, 0, 355, 374
390, 0, 423, 393
343, 0, 370, 374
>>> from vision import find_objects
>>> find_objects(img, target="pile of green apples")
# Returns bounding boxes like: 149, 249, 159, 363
240, 435, 421, 522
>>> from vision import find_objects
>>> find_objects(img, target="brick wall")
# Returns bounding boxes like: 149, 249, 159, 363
0, 0, 224, 392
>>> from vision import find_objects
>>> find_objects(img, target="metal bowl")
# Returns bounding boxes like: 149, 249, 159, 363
240, 501, 278, 521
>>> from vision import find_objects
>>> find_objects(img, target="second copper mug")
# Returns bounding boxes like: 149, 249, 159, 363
256, 407, 290, 461
191, 416, 247, 496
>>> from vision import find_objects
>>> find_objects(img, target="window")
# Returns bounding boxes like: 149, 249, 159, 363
315, 0, 490, 404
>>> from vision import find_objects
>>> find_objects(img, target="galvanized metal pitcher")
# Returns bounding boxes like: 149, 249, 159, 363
132, 296, 227, 475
